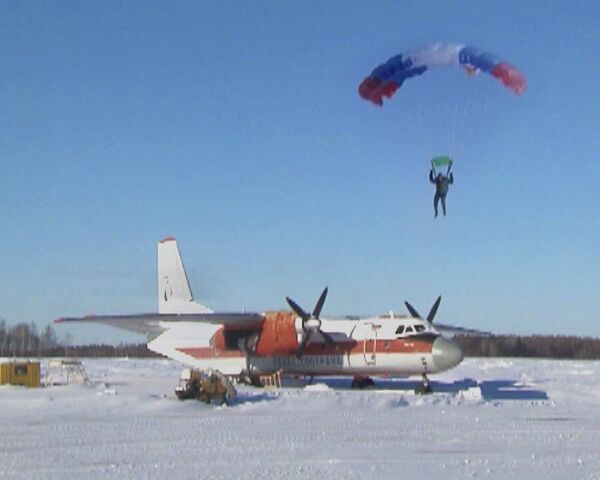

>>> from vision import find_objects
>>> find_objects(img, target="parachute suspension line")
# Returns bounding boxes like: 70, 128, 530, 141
455, 76, 493, 161
419, 107, 430, 161
454, 91, 469, 160
414, 106, 430, 164
479, 81, 494, 118
449, 99, 461, 162
453, 83, 475, 161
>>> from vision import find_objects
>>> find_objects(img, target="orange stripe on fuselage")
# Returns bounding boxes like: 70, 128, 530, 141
177, 347, 246, 359
177, 335, 436, 360
267, 335, 436, 357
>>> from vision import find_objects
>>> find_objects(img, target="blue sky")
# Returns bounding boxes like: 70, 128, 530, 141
1, 1, 599, 343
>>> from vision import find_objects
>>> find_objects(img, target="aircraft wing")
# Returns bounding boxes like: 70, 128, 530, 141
55, 312, 266, 339
435, 323, 492, 337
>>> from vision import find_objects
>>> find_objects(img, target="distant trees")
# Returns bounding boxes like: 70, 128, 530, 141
0, 318, 7, 356
0, 320, 49, 357
0, 320, 158, 358
64, 343, 159, 357
40, 324, 59, 354
455, 335, 600, 360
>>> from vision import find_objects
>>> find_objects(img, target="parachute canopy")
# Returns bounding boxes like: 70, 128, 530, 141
431, 156, 453, 175
359, 43, 527, 106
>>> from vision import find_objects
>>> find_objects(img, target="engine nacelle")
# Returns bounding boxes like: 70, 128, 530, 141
254, 311, 298, 356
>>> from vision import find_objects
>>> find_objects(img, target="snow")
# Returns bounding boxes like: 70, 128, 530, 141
1, 358, 600, 479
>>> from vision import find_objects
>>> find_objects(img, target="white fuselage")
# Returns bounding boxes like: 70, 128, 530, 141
147, 315, 462, 378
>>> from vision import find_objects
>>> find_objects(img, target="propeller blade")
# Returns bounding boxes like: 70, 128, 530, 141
286, 296, 309, 321
426, 296, 442, 324
290, 288, 332, 357
296, 331, 312, 358
320, 330, 336, 347
312, 287, 328, 318
404, 301, 422, 319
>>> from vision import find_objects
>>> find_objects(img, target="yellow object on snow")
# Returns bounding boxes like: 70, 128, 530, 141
0, 361, 41, 388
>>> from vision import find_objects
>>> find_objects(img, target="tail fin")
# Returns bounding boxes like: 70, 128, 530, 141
157, 237, 212, 314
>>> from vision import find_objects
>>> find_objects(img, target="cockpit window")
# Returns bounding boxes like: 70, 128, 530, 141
397, 324, 427, 337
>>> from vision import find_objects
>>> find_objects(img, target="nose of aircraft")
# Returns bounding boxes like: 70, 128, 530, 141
432, 336, 464, 372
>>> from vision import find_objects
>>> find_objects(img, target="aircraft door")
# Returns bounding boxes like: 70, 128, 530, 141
363, 323, 380, 366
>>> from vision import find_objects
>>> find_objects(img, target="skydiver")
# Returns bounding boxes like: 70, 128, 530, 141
429, 169, 454, 217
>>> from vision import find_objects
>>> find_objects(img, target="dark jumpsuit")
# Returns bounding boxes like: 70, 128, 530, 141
429, 170, 454, 217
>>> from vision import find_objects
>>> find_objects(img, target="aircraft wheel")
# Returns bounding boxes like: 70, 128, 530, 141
351, 376, 375, 389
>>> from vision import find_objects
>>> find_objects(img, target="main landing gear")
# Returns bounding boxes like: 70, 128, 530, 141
351, 376, 375, 389
238, 371, 264, 388
415, 373, 433, 395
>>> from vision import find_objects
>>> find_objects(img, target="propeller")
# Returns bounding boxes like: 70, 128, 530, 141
286, 287, 335, 358
404, 295, 442, 324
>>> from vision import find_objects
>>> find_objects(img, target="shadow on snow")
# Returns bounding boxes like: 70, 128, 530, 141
295, 377, 549, 401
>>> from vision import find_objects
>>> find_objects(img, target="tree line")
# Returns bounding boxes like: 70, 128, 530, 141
0, 320, 158, 358
1, 320, 599, 360
455, 334, 600, 360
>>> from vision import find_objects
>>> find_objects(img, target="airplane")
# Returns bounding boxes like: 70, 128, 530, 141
56, 237, 472, 390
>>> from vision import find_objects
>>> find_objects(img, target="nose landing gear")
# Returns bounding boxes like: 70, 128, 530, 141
351, 375, 375, 389
415, 373, 433, 395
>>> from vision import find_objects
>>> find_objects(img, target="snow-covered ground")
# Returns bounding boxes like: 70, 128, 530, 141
1, 357, 600, 479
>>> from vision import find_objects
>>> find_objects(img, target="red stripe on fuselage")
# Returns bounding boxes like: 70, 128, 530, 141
177, 335, 436, 360
177, 347, 246, 359
274, 335, 436, 357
